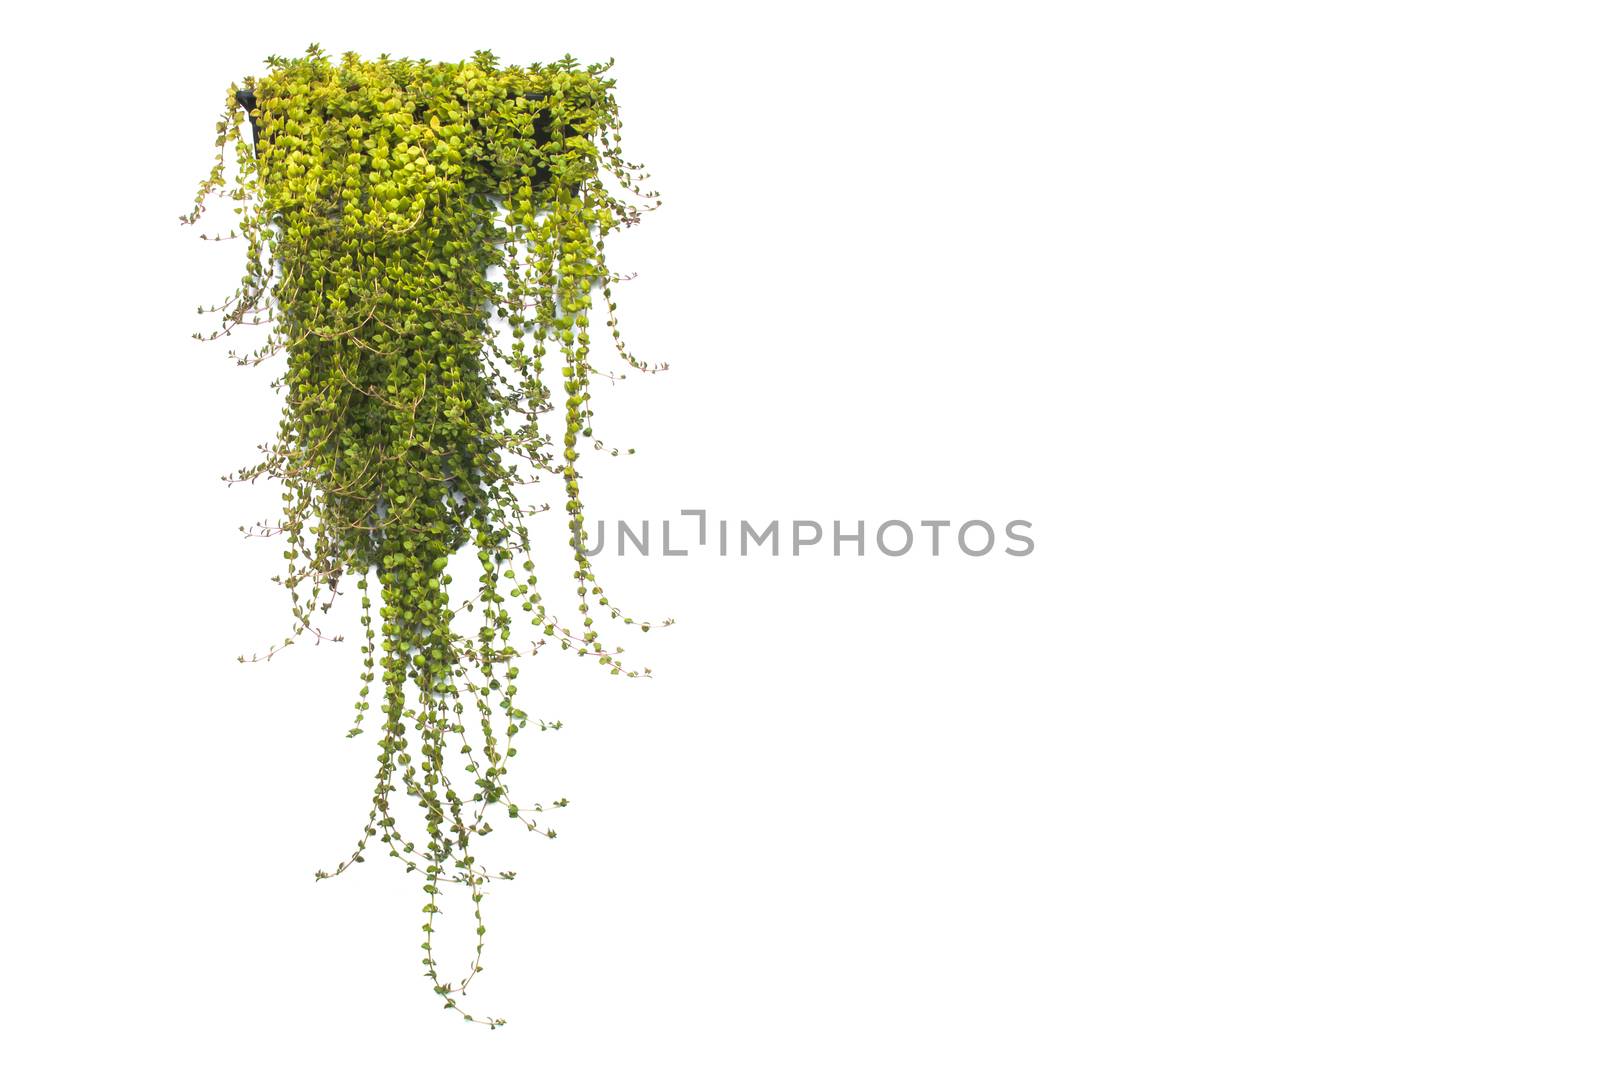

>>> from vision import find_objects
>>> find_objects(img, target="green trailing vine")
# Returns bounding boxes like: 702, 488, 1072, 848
182, 46, 666, 1027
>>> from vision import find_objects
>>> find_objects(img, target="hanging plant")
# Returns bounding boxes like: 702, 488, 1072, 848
183, 45, 666, 1027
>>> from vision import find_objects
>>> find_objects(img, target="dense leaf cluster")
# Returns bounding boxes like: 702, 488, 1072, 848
184, 46, 664, 1026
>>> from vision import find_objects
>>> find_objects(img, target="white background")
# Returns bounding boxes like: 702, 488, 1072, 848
5, 1, 1600, 1063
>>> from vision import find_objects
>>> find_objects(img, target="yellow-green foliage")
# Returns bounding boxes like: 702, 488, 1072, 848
184, 45, 664, 1027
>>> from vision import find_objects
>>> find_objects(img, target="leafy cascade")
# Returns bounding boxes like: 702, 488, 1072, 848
183, 46, 666, 1027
